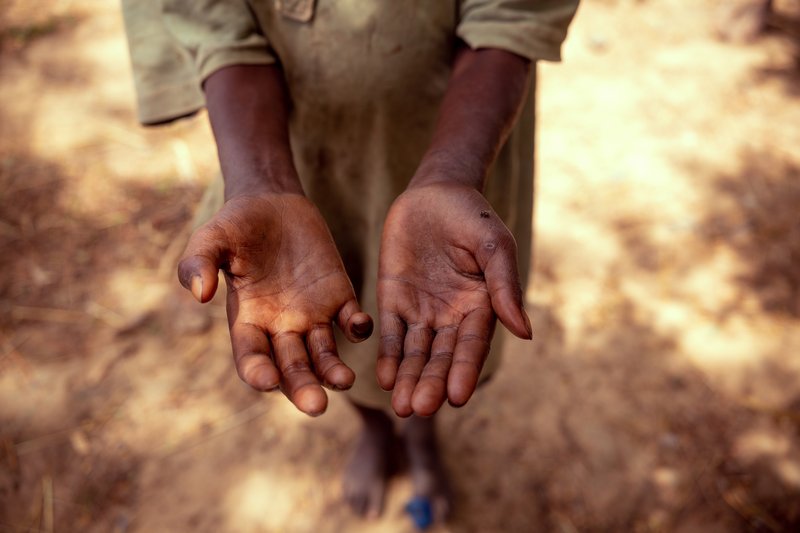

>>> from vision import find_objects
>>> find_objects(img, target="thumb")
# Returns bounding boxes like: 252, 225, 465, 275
337, 299, 374, 343
177, 227, 224, 303
478, 232, 533, 340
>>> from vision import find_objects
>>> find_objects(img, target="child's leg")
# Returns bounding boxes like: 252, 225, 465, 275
343, 399, 453, 523
343, 401, 395, 518
404, 414, 453, 523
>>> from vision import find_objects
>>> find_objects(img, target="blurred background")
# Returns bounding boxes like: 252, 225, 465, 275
1, 0, 799, 531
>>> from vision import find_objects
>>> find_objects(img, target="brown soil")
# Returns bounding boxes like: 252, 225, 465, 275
2, 1, 800, 531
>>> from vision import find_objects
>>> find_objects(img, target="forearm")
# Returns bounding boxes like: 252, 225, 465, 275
203, 65, 304, 199
410, 45, 531, 191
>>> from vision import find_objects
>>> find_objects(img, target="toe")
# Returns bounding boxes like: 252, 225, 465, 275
365, 483, 386, 519
342, 428, 392, 518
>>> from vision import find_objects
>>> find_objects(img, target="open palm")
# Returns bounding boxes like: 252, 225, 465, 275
377, 183, 532, 417
178, 193, 372, 416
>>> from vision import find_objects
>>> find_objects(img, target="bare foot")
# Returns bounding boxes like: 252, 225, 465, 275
343, 405, 395, 518
404, 415, 452, 525
715, 0, 772, 43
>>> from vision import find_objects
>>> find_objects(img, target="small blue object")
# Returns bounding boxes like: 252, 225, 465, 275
405, 496, 434, 530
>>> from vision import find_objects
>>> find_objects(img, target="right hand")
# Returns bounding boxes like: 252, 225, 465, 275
177, 193, 373, 416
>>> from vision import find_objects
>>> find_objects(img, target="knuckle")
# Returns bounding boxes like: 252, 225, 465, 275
309, 335, 336, 354
429, 351, 454, 362
451, 358, 483, 372
396, 370, 422, 382
456, 333, 490, 346
239, 361, 278, 390
380, 333, 404, 344
320, 358, 345, 373
376, 354, 401, 366
420, 373, 447, 384
315, 352, 344, 375
280, 360, 312, 377
407, 322, 433, 334
314, 349, 339, 362
321, 361, 349, 384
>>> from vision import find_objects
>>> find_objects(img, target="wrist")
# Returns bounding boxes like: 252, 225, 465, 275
224, 178, 304, 200
222, 157, 305, 200
204, 65, 305, 200
408, 148, 486, 191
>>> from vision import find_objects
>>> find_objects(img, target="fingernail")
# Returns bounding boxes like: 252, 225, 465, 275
191, 276, 203, 302
523, 310, 533, 340
447, 399, 465, 408
352, 320, 373, 338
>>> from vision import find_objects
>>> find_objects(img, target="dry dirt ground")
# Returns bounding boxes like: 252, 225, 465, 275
1, 1, 800, 532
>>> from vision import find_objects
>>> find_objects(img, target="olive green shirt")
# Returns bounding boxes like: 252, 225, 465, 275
121, 0, 578, 409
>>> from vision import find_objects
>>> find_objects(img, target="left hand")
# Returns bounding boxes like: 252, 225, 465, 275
377, 182, 532, 417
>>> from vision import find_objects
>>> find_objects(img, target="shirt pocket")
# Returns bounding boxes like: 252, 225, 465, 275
274, 0, 315, 23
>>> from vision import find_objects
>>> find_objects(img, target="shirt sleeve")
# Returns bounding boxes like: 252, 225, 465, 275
122, 0, 205, 126
457, 0, 580, 62
161, 0, 276, 83
121, 0, 275, 126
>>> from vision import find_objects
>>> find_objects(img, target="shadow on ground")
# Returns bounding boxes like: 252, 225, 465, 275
699, 150, 800, 319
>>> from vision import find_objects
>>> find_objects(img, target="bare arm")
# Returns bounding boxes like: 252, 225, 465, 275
378, 46, 533, 417
203, 65, 304, 199
412, 46, 532, 191
178, 65, 372, 416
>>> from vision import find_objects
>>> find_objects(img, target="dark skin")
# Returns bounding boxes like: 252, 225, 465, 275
378, 45, 533, 417
178, 193, 372, 415
378, 182, 531, 416
178, 66, 373, 416
177, 44, 532, 519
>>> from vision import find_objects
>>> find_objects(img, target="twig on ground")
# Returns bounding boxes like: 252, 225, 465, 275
157, 401, 269, 459
42, 475, 54, 533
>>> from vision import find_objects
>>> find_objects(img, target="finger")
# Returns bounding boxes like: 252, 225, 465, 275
447, 308, 494, 407
478, 232, 532, 339
392, 324, 433, 418
307, 325, 355, 390
177, 227, 224, 303
337, 299, 374, 343
411, 326, 457, 417
230, 321, 280, 391
272, 333, 328, 416
376, 312, 406, 391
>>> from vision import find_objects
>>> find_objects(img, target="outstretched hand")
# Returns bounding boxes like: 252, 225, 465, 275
178, 193, 373, 416
377, 182, 532, 417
